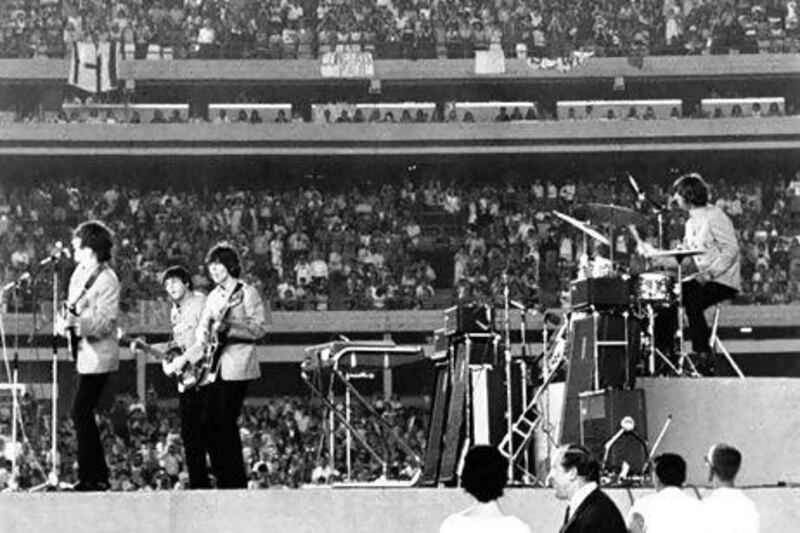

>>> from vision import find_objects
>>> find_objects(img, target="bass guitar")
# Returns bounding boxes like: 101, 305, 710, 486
117, 329, 199, 392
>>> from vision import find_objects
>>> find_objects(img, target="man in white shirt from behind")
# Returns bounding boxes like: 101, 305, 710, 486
626, 453, 702, 533
702, 443, 759, 533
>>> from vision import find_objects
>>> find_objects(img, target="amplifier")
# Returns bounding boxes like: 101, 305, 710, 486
570, 277, 632, 310
463, 333, 501, 366
579, 389, 648, 474
443, 303, 492, 336
431, 328, 449, 360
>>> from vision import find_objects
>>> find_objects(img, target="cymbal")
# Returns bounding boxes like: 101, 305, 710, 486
644, 248, 705, 259
552, 210, 610, 246
574, 203, 648, 227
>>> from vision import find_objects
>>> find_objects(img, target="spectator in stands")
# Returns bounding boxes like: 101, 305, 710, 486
439, 445, 530, 533
495, 107, 511, 122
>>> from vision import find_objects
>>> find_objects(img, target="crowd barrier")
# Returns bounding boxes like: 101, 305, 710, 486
2, 55, 799, 82
2, 118, 799, 155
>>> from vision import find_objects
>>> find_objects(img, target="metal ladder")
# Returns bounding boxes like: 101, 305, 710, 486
498, 355, 564, 464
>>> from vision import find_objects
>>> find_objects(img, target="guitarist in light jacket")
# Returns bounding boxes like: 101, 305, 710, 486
174, 243, 268, 488
160, 265, 210, 489
56, 220, 119, 492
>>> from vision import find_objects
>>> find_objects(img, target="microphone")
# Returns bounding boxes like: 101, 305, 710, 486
627, 174, 647, 207
509, 299, 527, 311
38, 241, 71, 267
1, 272, 31, 292
602, 416, 635, 469
604, 416, 634, 451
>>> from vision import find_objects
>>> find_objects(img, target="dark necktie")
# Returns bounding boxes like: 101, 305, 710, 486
563, 505, 571, 526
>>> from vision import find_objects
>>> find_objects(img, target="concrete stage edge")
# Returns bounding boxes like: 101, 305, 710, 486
2, 487, 799, 533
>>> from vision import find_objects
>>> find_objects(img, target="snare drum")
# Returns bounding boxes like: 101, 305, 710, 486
637, 272, 674, 305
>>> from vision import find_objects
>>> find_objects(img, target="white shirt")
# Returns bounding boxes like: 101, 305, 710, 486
702, 487, 759, 533
626, 486, 703, 533
568, 481, 598, 520
439, 509, 530, 533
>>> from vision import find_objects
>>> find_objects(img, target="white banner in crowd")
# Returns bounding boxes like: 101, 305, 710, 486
474, 49, 506, 75
68, 41, 121, 93
526, 50, 594, 73
320, 52, 375, 78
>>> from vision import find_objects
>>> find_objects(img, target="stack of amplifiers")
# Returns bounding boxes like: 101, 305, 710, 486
420, 334, 523, 486
559, 311, 641, 446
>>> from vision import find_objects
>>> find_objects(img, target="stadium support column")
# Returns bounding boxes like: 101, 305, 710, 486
383, 333, 393, 401
136, 350, 146, 404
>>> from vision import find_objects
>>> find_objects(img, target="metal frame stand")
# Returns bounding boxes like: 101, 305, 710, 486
709, 304, 745, 379
30, 265, 62, 492
645, 303, 679, 376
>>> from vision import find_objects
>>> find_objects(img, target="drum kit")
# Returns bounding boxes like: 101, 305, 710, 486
554, 203, 705, 377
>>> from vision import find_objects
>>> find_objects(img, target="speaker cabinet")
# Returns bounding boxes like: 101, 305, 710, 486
579, 388, 648, 474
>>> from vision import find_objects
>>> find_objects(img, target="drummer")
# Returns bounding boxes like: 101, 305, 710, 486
631, 173, 740, 374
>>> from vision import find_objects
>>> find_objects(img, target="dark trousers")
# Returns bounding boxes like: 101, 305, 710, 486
71, 373, 110, 485
682, 280, 738, 353
655, 280, 738, 355
204, 378, 249, 489
180, 386, 211, 489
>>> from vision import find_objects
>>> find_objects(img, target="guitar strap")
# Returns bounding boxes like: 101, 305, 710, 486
67, 263, 107, 315
207, 282, 244, 377
217, 282, 244, 345
65, 263, 106, 361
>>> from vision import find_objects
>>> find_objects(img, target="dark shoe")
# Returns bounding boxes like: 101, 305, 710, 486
692, 352, 715, 376
72, 480, 110, 492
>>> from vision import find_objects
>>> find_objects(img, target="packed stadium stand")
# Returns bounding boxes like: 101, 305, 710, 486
1, 0, 798, 60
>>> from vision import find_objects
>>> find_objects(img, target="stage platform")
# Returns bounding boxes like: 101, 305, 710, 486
1, 486, 799, 533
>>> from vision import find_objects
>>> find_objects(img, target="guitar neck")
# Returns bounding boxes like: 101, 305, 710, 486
120, 335, 170, 360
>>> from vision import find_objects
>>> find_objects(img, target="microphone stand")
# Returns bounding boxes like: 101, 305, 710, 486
30, 256, 64, 491
643, 196, 666, 250
0, 275, 31, 491
502, 272, 514, 482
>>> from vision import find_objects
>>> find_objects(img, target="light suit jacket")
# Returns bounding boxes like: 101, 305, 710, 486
69, 264, 120, 374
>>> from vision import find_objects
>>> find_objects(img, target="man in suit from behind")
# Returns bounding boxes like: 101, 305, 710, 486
550, 443, 627, 533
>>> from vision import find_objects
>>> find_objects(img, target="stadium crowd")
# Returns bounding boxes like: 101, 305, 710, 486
0, 389, 426, 490
0, 0, 798, 61
1, 170, 799, 313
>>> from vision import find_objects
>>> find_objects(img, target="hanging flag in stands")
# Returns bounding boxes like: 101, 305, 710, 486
68, 41, 120, 93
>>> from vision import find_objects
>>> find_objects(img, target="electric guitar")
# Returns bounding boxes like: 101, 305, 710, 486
63, 303, 80, 362
116, 329, 199, 392
194, 285, 244, 387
